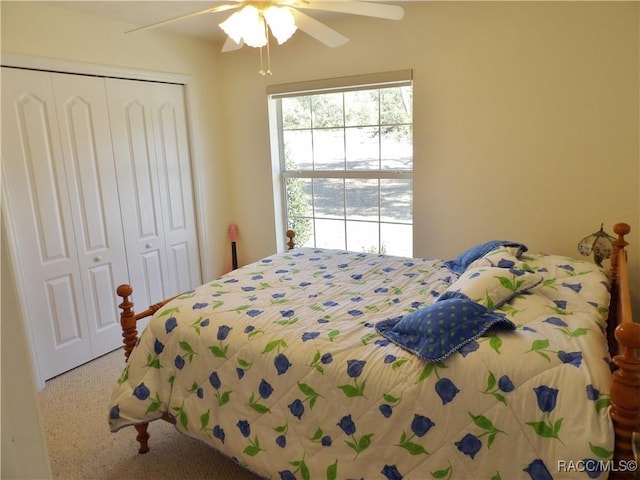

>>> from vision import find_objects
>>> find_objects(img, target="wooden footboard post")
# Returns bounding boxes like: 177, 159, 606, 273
134, 424, 150, 455
116, 284, 139, 361
116, 284, 150, 454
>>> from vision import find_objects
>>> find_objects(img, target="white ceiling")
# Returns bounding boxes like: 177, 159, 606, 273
52, 1, 243, 42
49, 1, 408, 44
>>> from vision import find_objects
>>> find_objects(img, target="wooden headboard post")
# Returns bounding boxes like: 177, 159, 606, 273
607, 223, 640, 479
607, 224, 629, 356
286, 230, 296, 250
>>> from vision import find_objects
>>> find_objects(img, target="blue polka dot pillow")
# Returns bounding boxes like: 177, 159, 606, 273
376, 298, 515, 361
376, 259, 541, 361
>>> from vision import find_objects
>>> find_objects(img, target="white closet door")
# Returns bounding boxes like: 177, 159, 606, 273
148, 82, 201, 294
105, 78, 172, 309
1, 68, 93, 379
51, 73, 129, 357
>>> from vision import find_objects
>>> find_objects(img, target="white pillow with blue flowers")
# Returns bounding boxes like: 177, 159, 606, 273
467, 245, 526, 270
443, 241, 528, 274
439, 266, 543, 311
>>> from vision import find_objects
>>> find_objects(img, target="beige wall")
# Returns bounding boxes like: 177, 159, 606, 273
1, 224, 52, 479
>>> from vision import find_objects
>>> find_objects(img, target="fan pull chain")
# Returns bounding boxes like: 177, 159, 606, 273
259, 47, 266, 75
258, 19, 272, 76
265, 34, 272, 76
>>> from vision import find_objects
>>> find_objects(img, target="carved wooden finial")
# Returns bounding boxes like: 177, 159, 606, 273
613, 223, 631, 238
286, 230, 296, 250
615, 321, 640, 350
116, 283, 133, 299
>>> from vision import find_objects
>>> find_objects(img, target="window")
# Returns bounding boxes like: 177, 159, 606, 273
268, 71, 413, 256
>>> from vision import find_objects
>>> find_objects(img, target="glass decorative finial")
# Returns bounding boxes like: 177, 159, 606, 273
578, 223, 615, 266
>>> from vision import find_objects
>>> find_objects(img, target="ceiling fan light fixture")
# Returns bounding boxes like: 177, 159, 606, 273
264, 6, 297, 45
219, 5, 267, 48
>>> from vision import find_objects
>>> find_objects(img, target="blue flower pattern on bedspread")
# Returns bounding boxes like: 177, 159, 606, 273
109, 247, 614, 480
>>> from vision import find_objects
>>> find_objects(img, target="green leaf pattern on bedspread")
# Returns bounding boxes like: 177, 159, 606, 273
109, 248, 614, 479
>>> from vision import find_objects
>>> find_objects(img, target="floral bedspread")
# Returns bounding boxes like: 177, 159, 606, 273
109, 247, 614, 479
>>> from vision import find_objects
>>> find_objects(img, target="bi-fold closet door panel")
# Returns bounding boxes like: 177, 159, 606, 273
148, 82, 201, 297
105, 79, 169, 312
1, 68, 127, 379
52, 73, 131, 359
105, 78, 201, 312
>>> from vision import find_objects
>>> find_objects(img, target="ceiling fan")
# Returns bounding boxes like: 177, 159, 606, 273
126, 1, 405, 55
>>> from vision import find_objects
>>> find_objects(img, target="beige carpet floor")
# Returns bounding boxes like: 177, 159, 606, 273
38, 348, 262, 480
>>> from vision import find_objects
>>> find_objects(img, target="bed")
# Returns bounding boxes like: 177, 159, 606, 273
109, 224, 640, 479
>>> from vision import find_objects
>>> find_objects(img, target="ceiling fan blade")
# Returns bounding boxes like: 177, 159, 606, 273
221, 36, 244, 52
290, 9, 349, 48
125, 3, 241, 34
300, 1, 404, 20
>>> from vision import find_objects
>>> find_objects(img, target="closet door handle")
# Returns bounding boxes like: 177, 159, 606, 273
93, 256, 102, 262
145, 243, 152, 249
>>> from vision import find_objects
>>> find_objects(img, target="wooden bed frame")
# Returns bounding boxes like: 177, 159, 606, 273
116, 225, 640, 478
